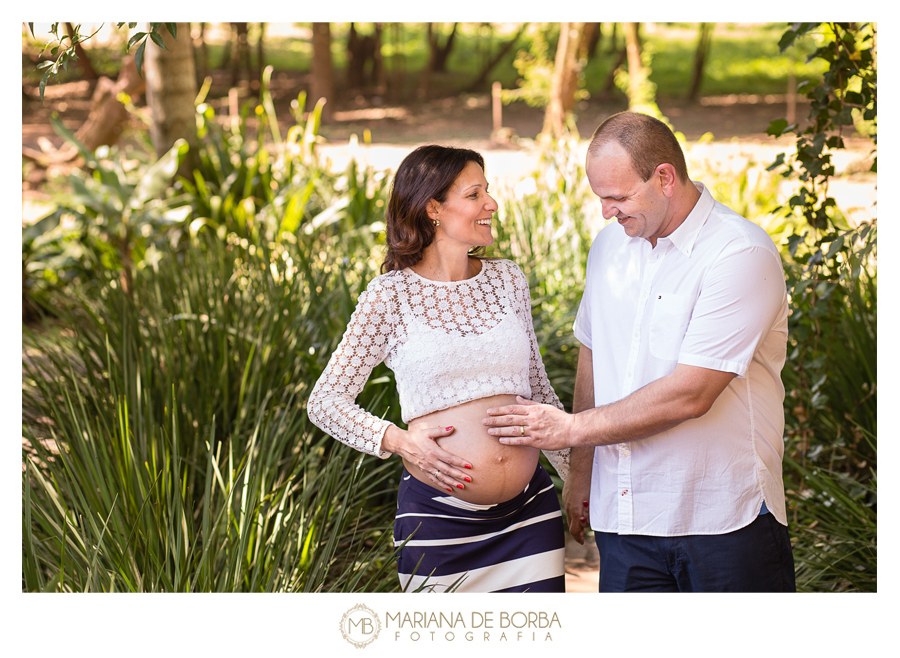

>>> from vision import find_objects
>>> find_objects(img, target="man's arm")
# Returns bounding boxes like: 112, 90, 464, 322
562, 344, 595, 544
483, 363, 736, 451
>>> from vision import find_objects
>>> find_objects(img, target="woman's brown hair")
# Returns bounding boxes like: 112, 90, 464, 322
381, 144, 486, 273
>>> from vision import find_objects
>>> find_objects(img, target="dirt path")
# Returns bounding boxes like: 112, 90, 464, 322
22, 72, 875, 229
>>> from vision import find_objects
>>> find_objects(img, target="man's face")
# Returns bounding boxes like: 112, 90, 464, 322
586, 142, 672, 246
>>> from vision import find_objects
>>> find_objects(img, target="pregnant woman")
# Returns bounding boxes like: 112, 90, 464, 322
307, 145, 569, 592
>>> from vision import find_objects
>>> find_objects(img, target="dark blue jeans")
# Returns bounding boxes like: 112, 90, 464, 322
594, 513, 796, 592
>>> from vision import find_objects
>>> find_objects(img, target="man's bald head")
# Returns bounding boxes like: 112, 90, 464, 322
587, 112, 690, 185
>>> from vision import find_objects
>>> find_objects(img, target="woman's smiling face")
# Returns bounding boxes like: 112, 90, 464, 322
429, 160, 499, 249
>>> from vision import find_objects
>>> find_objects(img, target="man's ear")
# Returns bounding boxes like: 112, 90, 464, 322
656, 163, 678, 197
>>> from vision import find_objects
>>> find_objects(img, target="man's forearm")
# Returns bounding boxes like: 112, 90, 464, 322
569, 363, 736, 448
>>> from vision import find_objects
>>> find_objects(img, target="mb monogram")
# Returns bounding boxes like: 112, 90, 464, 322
339, 604, 382, 648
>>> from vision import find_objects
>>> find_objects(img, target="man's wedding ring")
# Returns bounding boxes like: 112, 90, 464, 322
434, 470, 440, 478
520, 425, 525, 437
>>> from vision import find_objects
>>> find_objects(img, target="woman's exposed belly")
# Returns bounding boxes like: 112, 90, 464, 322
404, 394, 539, 505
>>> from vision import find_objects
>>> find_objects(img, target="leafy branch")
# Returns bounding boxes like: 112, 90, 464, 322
766, 22, 876, 255
119, 22, 178, 78
30, 22, 102, 102
28, 22, 178, 103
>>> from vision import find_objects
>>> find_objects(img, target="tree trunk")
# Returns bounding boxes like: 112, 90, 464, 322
542, 22, 586, 140
373, 23, 386, 94
256, 23, 266, 85
688, 22, 713, 101
75, 56, 144, 149
65, 23, 97, 80
389, 23, 405, 101
608, 23, 619, 54
145, 22, 198, 159
347, 23, 380, 90
624, 22, 644, 108
194, 23, 209, 87
417, 22, 456, 98
601, 46, 627, 94
23, 55, 145, 165
418, 23, 436, 99
231, 22, 250, 87
466, 22, 529, 92
432, 22, 458, 73
311, 22, 334, 121
347, 23, 361, 88
586, 22, 602, 60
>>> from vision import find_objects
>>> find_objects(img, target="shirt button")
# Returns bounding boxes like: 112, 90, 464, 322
633, 331, 639, 338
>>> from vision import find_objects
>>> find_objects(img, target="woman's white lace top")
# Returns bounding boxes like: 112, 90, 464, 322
307, 258, 570, 480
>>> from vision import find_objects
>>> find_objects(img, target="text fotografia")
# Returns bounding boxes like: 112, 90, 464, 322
387, 611, 561, 642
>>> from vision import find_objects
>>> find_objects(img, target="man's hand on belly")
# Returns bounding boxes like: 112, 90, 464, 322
482, 396, 576, 451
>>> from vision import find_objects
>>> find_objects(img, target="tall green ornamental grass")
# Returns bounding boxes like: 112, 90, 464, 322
22, 76, 404, 591
22, 225, 405, 592
779, 225, 877, 592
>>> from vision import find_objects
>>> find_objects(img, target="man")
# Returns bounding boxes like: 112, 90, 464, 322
483, 111, 795, 592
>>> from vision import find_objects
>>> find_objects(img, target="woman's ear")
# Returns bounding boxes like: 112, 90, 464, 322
426, 199, 441, 219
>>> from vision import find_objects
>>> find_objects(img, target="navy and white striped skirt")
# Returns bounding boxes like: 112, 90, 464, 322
393, 463, 566, 593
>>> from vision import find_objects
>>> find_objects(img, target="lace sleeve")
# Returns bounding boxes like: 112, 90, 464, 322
509, 262, 571, 481
307, 278, 397, 458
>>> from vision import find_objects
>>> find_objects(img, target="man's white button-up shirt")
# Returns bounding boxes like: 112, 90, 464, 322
573, 183, 789, 536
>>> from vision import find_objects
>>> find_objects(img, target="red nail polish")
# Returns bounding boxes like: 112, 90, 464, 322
457, 484, 464, 489
446, 488, 453, 493
465, 464, 472, 469
465, 476, 471, 482
582, 501, 588, 507
445, 426, 453, 431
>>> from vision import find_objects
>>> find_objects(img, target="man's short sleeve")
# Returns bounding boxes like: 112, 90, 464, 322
677, 245, 787, 377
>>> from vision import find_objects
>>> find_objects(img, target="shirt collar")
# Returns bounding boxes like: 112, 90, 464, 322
664, 182, 715, 258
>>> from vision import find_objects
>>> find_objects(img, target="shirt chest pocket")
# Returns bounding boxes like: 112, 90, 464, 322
648, 293, 694, 360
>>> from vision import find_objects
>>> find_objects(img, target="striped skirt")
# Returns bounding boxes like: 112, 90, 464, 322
393, 463, 566, 593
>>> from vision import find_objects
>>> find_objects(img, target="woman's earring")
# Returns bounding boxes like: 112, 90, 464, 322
432, 219, 440, 227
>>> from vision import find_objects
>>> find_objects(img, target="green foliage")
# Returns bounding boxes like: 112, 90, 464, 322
502, 29, 557, 108
30, 22, 102, 102
117, 22, 178, 78
23, 68, 401, 592
786, 453, 876, 592
22, 231, 401, 592
766, 22, 876, 591
22, 209, 85, 321
767, 23, 876, 228
29, 22, 177, 102
614, 41, 664, 119
48, 117, 190, 294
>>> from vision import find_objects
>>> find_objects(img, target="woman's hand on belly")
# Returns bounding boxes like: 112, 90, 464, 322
404, 395, 540, 504
381, 424, 472, 493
